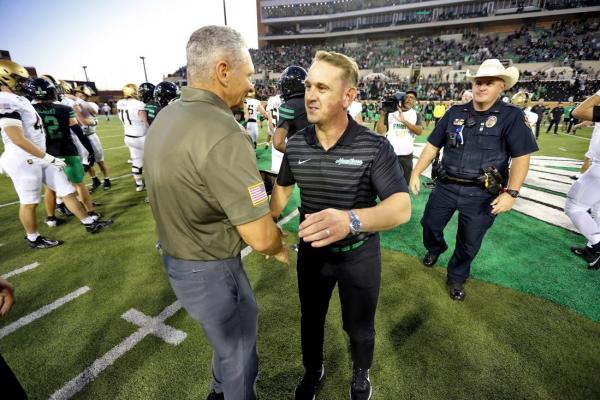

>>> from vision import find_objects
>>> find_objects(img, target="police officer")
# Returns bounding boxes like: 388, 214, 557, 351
410, 59, 538, 301
272, 65, 310, 153
271, 50, 410, 400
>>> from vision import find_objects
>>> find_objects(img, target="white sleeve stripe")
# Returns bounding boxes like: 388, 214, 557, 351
0, 118, 23, 129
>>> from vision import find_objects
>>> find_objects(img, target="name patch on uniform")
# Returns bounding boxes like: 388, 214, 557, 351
248, 182, 268, 206
335, 158, 363, 166
452, 118, 464, 126
485, 116, 497, 128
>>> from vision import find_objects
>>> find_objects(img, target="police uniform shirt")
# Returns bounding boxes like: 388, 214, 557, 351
427, 99, 539, 180
277, 116, 407, 244
144, 87, 270, 261
144, 100, 162, 126
277, 96, 309, 139
33, 103, 79, 157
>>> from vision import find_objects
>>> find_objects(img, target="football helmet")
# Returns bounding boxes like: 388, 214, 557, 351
279, 65, 307, 101
74, 84, 94, 98
41, 74, 59, 86
122, 83, 138, 98
154, 81, 178, 107
24, 78, 58, 101
511, 91, 530, 107
59, 80, 73, 94
0, 60, 30, 93
138, 82, 156, 103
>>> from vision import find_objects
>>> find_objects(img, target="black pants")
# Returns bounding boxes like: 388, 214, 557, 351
397, 154, 413, 187
0, 354, 27, 399
546, 119, 559, 135
421, 183, 496, 284
297, 235, 381, 371
534, 120, 542, 138
567, 118, 577, 134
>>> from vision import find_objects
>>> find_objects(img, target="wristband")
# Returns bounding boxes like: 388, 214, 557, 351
42, 153, 55, 163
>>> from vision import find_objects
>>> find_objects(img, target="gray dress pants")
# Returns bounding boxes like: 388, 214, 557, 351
163, 254, 258, 400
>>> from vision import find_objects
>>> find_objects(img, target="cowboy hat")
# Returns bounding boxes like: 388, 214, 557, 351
466, 59, 519, 90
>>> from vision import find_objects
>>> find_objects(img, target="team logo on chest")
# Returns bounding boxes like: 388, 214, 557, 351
485, 116, 497, 128
335, 158, 363, 166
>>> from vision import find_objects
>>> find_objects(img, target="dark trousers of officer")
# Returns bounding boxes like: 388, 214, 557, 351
163, 255, 258, 400
421, 183, 496, 284
546, 119, 559, 135
297, 235, 381, 371
534, 120, 542, 138
0, 353, 28, 399
397, 154, 413, 187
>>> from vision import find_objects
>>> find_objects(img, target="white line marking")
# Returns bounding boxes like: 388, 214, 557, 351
513, 198, 576, 232
121, 308, 186, 345
104, 145, 127, 151
0, 286, 90, 340
557, 132, 591, 141
0, 200, 19, 209
2, 262, 41, 279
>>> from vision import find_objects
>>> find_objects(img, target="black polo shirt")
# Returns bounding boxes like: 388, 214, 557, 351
277, 116, 407, 217
277, 95, 309, 139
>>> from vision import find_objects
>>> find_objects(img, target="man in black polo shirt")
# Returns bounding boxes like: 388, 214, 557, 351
530, 98, 546, 139
273, 65, 310, 153
270, 50, 411, 400
546, 102, 564, 135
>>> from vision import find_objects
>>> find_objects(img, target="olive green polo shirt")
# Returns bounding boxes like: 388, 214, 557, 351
144, 87, 270, 260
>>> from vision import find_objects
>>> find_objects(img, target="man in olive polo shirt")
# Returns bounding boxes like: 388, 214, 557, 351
144, 26, 288, 400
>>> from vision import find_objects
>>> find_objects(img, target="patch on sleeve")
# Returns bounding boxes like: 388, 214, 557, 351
248, 182, 268, 206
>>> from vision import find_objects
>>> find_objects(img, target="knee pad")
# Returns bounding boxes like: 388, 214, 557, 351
132, 166, 143, 175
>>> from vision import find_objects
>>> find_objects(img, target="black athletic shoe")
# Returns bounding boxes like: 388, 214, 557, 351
26, 235, 62, 249
447, 280, 466, 301
89, 178, 102, 193
103, 179, 112, 190
294, 365, 325, 400
45, 216, 59, 227
205, 390, 224, 400
350, 367, 372, 400
56, 203, 74, 217
84, 219, 113, 234
571, 246, 595, 263
588, 250, 600, 270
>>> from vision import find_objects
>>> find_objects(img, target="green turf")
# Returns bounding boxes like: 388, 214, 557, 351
0, 117, 599, 399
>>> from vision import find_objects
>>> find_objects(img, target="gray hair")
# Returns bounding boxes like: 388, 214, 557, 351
186, 25, 247, 84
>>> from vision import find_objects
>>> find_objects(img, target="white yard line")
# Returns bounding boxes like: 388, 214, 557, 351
103, 145, 127, 151
557, 132, 591, 141
2, 262, 41, 279
0, 286, 90, 340
49, 210, 301, 400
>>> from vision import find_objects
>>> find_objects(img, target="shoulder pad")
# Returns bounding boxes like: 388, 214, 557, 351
0, 92, 23, 115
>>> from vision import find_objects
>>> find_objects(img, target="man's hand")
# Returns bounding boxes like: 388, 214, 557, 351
395, 110, 406, 124
42, 154, 67, 171
87, 153, 96, 168
298, 208, 351, 247
491, 192, 516, 215
409, 174, 421, 196
0, 278, 15, 317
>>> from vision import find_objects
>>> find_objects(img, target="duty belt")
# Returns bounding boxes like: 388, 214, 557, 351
440, 175, 479, 187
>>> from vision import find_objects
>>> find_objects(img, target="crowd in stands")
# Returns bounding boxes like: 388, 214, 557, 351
261, 0, 595, 20
251, 19, 599, 71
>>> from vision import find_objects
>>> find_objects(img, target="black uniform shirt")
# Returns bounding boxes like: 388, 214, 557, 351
33, 103, 78, 157
551, 106, 564, 121
428, 99, 539, 180
277, 95, 309, 139
277, 116, 407, 220
531, 104, 546, 118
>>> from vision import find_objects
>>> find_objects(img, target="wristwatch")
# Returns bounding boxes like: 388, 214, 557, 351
506, 189, 519, 198
348, 210, 362, 235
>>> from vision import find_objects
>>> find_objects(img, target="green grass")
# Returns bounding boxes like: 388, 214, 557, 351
0, 117, 599, 399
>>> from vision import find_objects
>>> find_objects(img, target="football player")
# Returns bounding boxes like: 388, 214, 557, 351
139, 82, 158, 125
73, 84, 112, 191
146, 81, 179, 126
265, 92, 282, 148
273, 65, 309, 153
0, 61, 109, 248
244, 90, 271, 147
28, 78, 110, 229
116, 83, 149, 191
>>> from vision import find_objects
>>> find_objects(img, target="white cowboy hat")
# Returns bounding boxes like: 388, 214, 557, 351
466, 59, 519, 90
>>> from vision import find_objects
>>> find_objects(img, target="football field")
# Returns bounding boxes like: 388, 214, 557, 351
1, 117, 600, 399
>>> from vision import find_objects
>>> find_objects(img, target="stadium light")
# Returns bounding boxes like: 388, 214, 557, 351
82, 66, 89, 81
140, 56, 148, 82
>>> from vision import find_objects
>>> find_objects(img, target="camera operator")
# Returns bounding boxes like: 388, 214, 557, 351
376, 89, 423, 185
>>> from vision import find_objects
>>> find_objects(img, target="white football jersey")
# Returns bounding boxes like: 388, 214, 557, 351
349, 101, 363, 120
266, 95, 282, 126
589, 122, 600, 163
0, 91, 46, 155
59, 97, 76, 108
245, 98, 261, 121
116, 98, 147, 137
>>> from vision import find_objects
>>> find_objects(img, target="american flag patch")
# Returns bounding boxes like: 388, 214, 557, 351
248, 182, 268, 206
